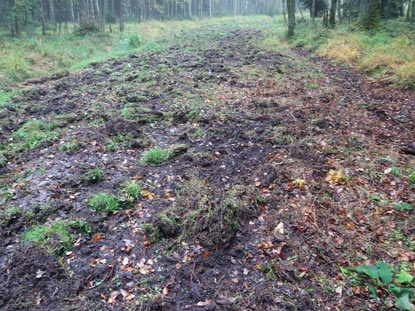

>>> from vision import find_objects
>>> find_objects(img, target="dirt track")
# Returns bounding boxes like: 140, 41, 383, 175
1, 20, 415, 311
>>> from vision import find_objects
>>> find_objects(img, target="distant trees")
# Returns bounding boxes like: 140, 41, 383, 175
0, 0, 414, 38
0, 0, 291, 37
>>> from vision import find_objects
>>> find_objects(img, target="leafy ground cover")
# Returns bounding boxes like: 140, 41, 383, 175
0, 18, 415, 311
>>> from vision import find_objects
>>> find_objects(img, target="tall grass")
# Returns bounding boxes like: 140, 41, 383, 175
283, 19, 415, 89
0, 16, 270, 90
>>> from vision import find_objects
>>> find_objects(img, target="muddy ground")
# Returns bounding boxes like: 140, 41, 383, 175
1, 19, 415, 311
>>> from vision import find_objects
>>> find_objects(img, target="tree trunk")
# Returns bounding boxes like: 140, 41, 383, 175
100, 0, 106, 31
337, 0, 342, 21
287, 0, 295, 37
40, 0, 47, 35
412, 0, 415, 21
359, 0, 380, 29
311, 0, 315, 22
329, 0, 336, 27
119, 0, 124, 31
94, 0, 100, 20
188, 0, 192, 18
69, 0, 75, 21
198, 0, 202, 18
48, 0, 56, 24
282, 0, 287, 23
297, 0, 304, 19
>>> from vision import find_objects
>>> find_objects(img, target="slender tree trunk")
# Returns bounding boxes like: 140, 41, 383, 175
40, 0, 47, 34
406, 0, 411, 20
311, 0, 315, 21
94, 0, 100, 20
48, 0, 56, 25
337, 0, 342, 21
245, 0, 248, 14
100, 0, 106, 31
329, 0, 336, 27
287, 0, 295, 36
412, 0, 415, 21
282, 0, 287, 23
198, 0, 202, 18
119, 0, 124, 31
297, 0, 304, 19
188, 0, 192, 18
69, 0, 75, 21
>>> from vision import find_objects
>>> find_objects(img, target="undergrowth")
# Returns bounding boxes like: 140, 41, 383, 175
281, 19, 415, 88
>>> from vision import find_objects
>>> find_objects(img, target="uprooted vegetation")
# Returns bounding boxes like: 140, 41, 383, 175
0, 18, 415, 311
147, 176, 256, 248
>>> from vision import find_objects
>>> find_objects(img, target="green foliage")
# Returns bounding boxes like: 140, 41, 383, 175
121, 182, 142, 202
83, 168, 103, 184
408, 169, 415, 188
73, 22, 100, 36
23, 219, 91, 255
13, 119, 61, 151
119, 34, 143, 49
347, 262, 415, 310
141, 147, 170, 165
88, 193, 121, 214
394, 202, 413, 211
60, 140, 81, 151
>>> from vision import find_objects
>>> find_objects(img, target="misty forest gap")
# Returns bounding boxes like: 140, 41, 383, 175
1, 19, 415, 311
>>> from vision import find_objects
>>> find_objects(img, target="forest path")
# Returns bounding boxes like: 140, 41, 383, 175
1, 20, 414, 311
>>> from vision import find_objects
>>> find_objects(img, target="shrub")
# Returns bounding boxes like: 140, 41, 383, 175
73, 21, 100, 37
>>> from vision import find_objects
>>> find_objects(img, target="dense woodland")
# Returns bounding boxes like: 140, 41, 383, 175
1, 0, 414, 37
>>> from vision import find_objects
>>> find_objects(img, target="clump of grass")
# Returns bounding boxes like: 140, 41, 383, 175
141, 144, 188, 165
23, 219, 91, 255
83, 168, 103, 184
60, 140, 81, 151
121, 181, 142, 202
88, 193, 121, 214
13, 119, 61, 151
0, 205, 21, 226
141, 147, 170, 164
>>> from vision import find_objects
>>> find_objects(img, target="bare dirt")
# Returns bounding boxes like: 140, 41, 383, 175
1, 20, 414, 311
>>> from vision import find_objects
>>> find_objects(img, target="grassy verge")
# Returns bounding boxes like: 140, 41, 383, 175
0, 16, 270, 95
277, 18, 415, 88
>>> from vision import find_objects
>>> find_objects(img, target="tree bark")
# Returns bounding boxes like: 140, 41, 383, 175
358, 0, 380, 29
337, 0, 342, 21
287, 0, 295, 37
40, 0, 47, 35
100, 0, 106, 31
119, 0, 124, 31
311, 0, 315, 22
282, 0, 287, 23
329, 0, 337, 27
